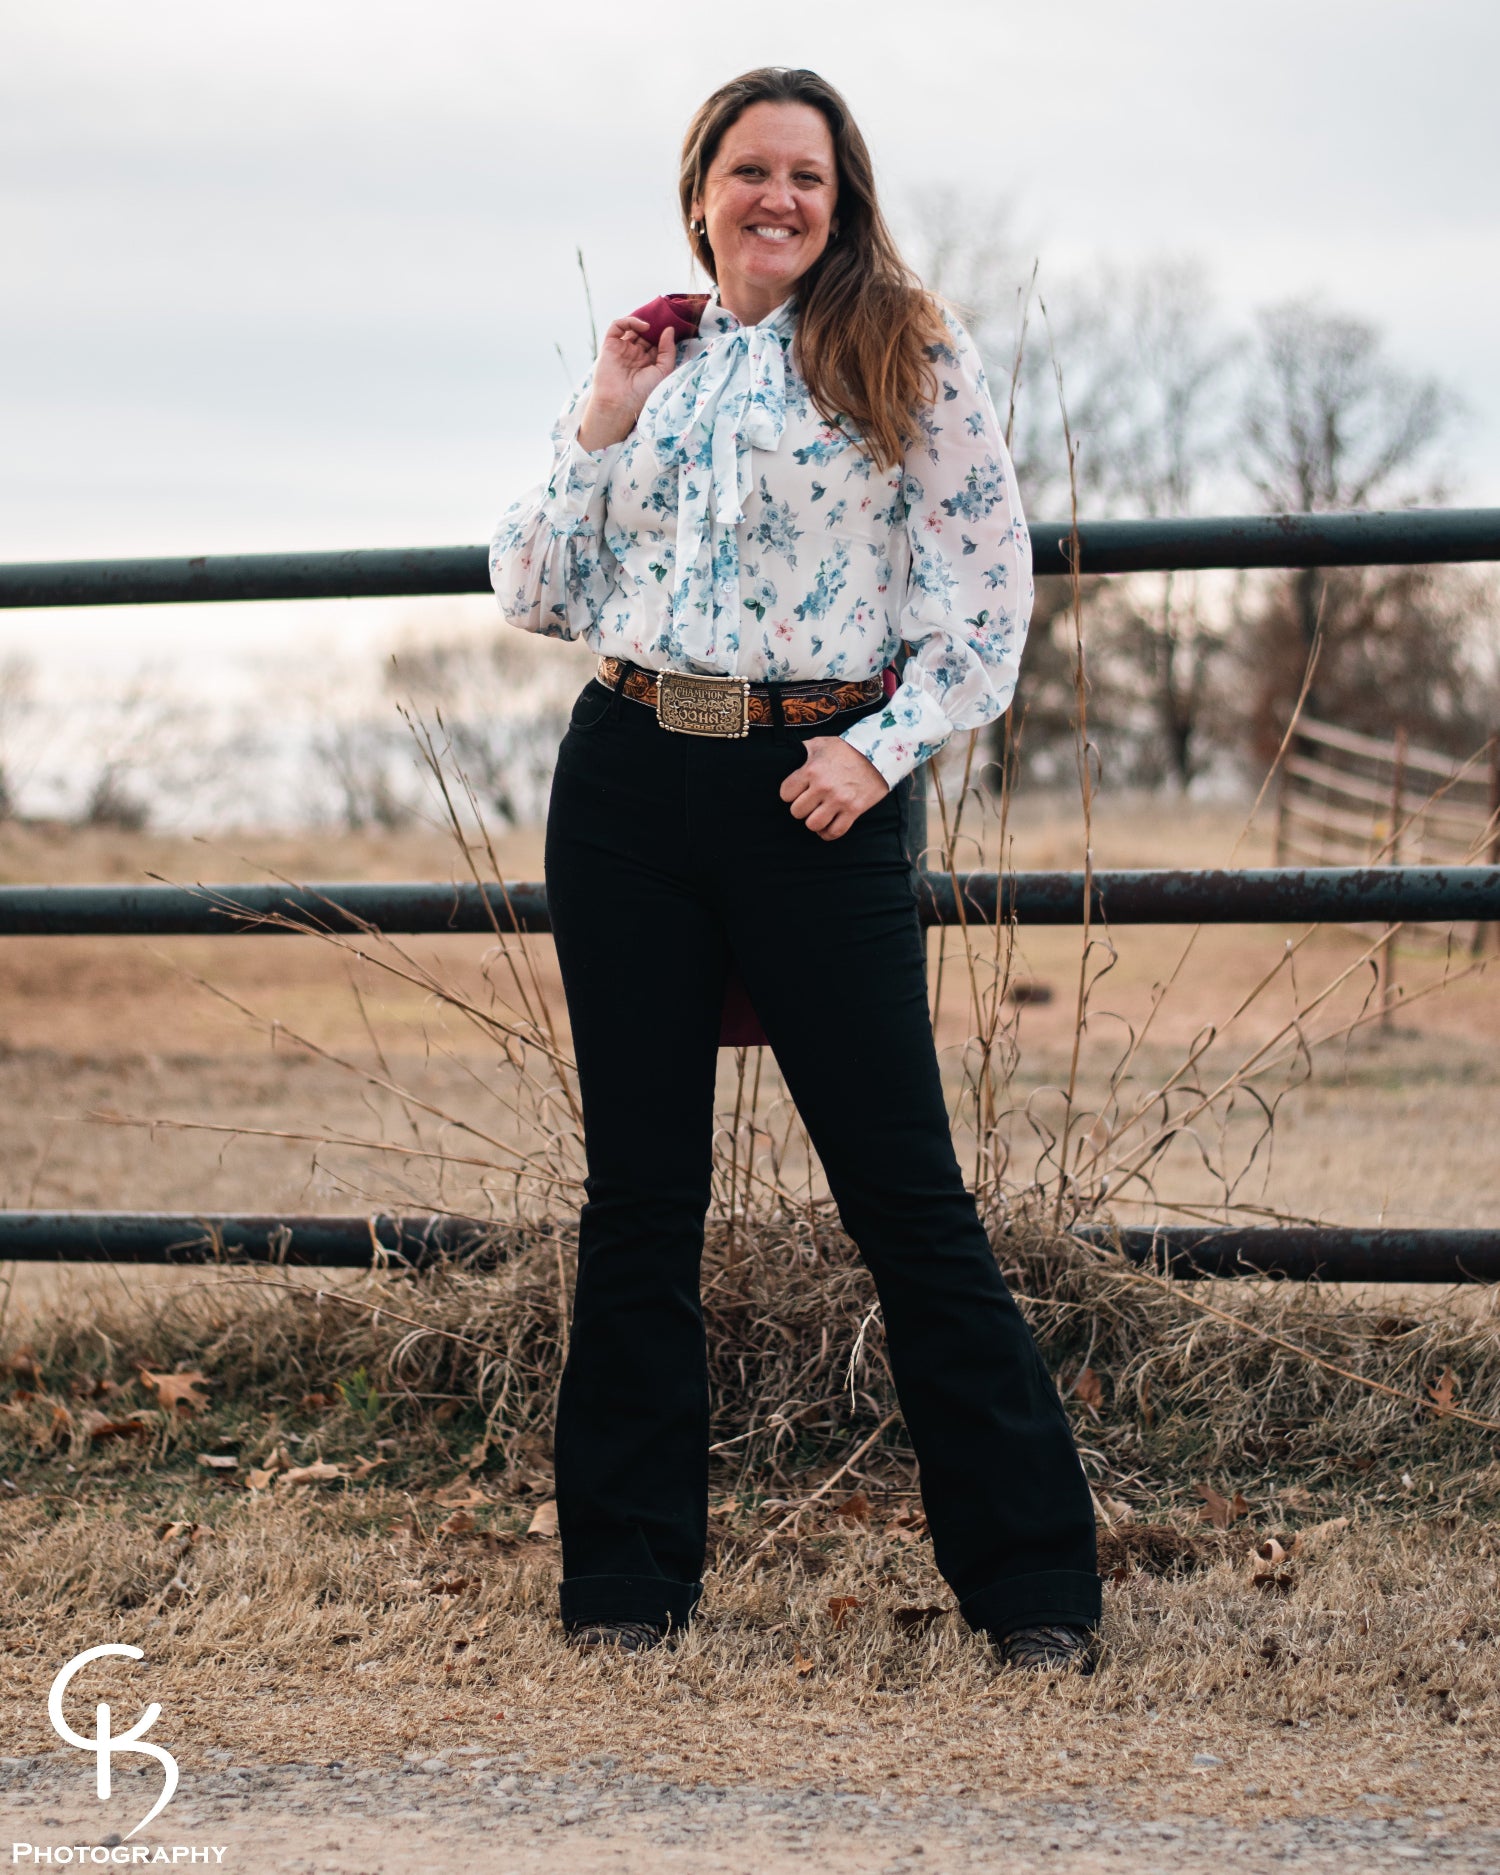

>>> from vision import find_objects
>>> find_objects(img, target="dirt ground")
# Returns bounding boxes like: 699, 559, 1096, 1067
5, 1749, 1497, 1874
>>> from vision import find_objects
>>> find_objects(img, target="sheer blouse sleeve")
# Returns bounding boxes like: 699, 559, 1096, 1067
838, 310, 1034, 789
488, 368, 625, 639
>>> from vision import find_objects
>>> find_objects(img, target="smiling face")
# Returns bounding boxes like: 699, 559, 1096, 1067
691, 100, 839, 325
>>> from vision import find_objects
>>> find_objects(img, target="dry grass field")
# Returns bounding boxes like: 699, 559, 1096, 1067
3, 789, 1498, 1872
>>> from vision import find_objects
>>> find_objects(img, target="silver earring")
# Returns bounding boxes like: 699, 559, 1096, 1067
689, 218, 704, 236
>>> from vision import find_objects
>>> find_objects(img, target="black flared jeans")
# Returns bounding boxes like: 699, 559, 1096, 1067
543, 672, 1100, 1640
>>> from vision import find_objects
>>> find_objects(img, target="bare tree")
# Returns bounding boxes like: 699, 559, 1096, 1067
386, 627, 580, 829
75, 673, 201, 831
309, 720, 416, 833
1242, 297, 1461, 657
1071, 261, 1242, 787
0, 655, 35, 819
1243, 297, 1456, 518
1237, 298, 1469, 750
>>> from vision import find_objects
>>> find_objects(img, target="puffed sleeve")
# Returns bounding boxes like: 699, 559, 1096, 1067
488, 367, 625, 639
838, 309, 1033, 788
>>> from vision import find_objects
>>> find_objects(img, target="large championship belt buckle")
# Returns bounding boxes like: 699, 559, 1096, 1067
655, 670, 751, 738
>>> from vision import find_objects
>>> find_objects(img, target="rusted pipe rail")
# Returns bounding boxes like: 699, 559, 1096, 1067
0, 1212, 1493, 1281
0, 866, 1496, 935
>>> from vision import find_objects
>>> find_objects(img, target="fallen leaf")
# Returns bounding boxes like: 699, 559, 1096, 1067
196, 1453, 238, 1471
433, 1481, 489, 1508
82, 1413, 150, 1443
835, 1491, 871, 1526
826, 1596, 861, 1631
299, 1392, 334, 1412
436, 1509, 477, 1537
245, 1467, 278, 1492
281, 1460, 348, 1487
526, 1499, 559, 1538
1426, 1369, 1458, 1418
434, 1401, 464, 1423
157, 1520, 206, 1546
793, 1647, 815, 1676
1070, 1366, 1104, 1413
1251, 1537, 1295, 1593
1196, 1484, 1252, 1530
1297, 1516, 1351, 1550
1092, 1492, 1135, 1526
430, 1576, 477, 1596
139, 1368, 211, 1415
348, 1455, 387, 1480
892, 1605, 945, 1634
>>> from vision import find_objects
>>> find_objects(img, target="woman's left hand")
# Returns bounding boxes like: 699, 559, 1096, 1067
780, 738, 890, 840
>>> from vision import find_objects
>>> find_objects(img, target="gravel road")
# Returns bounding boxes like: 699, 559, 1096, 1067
4, 1750, 1496, 1874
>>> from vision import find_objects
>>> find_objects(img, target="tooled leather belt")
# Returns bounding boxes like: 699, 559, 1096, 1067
596, 654, 883, 737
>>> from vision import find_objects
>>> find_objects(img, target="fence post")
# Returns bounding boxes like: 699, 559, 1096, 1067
1378, 725, 1408, 1025
1475, 736, 1500, 957
1273, 724, 1292, 866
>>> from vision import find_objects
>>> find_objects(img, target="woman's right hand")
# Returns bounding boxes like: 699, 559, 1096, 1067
576, 316, 681, 452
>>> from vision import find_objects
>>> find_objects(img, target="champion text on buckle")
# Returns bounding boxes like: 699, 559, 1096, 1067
655, 671, 751, 738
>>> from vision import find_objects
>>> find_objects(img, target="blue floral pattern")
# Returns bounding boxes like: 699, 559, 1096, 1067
489, 285, 1034, 787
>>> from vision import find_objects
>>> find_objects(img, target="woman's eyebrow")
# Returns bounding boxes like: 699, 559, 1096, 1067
725, 151, 830, 171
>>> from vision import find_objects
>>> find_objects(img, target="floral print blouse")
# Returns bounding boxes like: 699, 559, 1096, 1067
489, 284, 1034, 787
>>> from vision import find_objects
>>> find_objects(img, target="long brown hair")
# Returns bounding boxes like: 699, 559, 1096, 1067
679, 68, 949, 473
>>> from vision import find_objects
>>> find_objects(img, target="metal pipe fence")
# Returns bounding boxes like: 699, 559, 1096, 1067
0, 1213, 1493, 1282
2, 506, 1497, 1280
2, 508, 1499, 611
1, 866, 1498, 935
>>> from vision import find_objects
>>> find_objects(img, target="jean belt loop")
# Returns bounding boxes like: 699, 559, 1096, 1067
607, 657, 631, 721
767, 681, 789, 745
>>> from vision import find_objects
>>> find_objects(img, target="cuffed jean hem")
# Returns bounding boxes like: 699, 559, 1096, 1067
958, 1570, 1103, 1641
559, 1573, 703, 1631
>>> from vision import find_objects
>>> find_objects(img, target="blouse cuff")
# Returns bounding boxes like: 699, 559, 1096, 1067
544, 432, 623, 537
839, 680, 955, 788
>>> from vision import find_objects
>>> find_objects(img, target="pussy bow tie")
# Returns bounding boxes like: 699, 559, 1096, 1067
635, 291, 798, 666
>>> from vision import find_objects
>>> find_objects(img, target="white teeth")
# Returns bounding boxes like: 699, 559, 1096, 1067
748, 227, 794, 240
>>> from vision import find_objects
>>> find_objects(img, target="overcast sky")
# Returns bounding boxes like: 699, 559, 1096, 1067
2, 0, 1497, 670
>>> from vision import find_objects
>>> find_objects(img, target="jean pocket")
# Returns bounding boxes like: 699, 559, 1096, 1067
566, 678, 617, 734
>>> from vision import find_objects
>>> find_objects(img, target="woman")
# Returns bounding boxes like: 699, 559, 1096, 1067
490, 67, 1101, 1672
